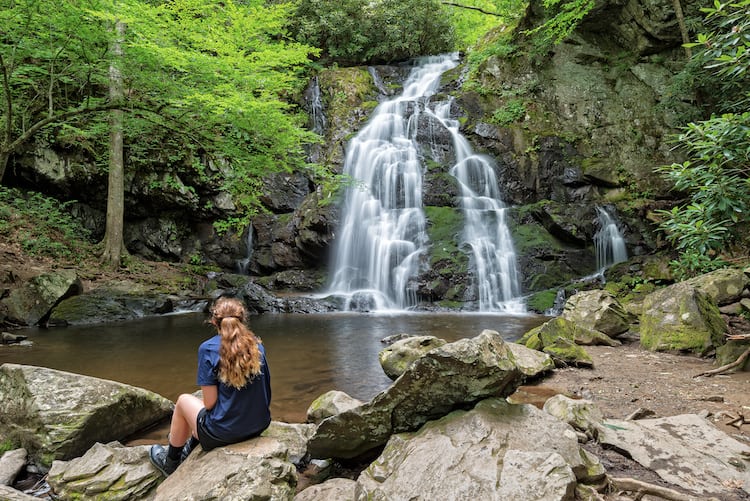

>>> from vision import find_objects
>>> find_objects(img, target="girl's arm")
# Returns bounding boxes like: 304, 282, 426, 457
201, 385, 218, 410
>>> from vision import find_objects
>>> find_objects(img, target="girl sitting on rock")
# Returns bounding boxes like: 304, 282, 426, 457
150, 296, 272, 476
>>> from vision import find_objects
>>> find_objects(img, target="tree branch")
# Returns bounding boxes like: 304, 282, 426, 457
441, 2, 502, 16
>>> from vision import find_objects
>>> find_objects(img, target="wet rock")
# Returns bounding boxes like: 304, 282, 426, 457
0, 270, 82, 326
47, 289, 177, 326
1, 332, 27, 344
0, 364, 173, 466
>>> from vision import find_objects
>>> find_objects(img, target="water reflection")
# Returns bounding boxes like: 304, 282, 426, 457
0, 312, 547, 423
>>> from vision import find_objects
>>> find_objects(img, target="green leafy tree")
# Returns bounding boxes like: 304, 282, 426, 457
291, 0, 455, 64
1, 0, 320, 267
657, 0, 750, 278
0, 0, 115, 183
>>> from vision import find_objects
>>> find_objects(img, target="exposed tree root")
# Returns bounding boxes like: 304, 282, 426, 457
609, 477, 720, 501
694, 346, 750, 377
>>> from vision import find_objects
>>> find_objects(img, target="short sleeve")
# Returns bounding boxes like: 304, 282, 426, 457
196, 343, 219, 386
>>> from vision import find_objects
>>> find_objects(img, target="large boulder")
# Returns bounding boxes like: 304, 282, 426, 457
47, 288, 179, 326
356, 398, 602, 501
598, 414, 750, 498
561, 289, 632, 337
1, 270, 82, 326
639, 282, 727, 354
0, 364, 173, 466
307, 330, 553, 459
153, 422, 315, 500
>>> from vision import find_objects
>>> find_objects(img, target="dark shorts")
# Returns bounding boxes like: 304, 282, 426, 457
196, 408, 234, 451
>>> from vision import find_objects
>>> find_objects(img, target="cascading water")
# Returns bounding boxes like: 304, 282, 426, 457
307, 76, 327, 135
328, 53, 524, 312
594, 206, 628, 272
236, 226, 254, 275
327, 55, 461, 311
431, 101, 524, 312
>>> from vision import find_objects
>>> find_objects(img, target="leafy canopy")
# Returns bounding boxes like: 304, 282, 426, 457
1, 0, 321, 225
290, 0, 455, 64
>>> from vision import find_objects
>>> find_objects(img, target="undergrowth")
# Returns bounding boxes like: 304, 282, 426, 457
0, 186, 95, 263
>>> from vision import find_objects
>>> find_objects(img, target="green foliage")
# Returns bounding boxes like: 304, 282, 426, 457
0, 187, 93, 260
684, 0, 750, 112
490, 99, 526, 126
1, 0, 326, 231
444, 0, 524, 50
525, 0, 595, 54
656, 0, 750, 278
290, 0, 455, 64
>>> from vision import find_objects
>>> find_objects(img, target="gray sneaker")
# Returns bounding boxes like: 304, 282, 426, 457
149, 444, 180, 476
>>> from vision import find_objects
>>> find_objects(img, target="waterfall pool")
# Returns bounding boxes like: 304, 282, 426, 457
0, 311, 548, 428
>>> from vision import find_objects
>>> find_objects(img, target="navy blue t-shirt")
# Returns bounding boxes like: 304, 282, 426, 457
196, 335, 272, 441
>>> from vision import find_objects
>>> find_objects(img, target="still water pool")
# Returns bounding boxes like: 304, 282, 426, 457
0, 311, 547, 425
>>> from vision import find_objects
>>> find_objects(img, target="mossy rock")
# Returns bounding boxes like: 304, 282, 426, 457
640, 282, 727, 354
715, 340, 750, 372
526, 289, 558, 313
543, 337, 593, 368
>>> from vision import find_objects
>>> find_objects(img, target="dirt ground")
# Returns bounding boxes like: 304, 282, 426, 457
520, 336, 750, 441
512, 333, 750, 500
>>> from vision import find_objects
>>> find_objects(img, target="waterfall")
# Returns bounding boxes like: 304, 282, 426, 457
327, 55, 461, 311
594, 207, 627, 272
431, 101, 523, 313
307, 76, 327, 135
236, 226, 254, 275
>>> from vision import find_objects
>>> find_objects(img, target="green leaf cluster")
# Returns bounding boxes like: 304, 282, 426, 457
525, 0, 595, 54
290, 0, 455, 64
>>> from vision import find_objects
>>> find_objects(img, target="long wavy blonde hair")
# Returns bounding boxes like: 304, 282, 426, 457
209, 297, 262, 389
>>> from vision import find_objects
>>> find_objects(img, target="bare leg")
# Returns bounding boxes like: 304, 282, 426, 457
168, 393, 204, 447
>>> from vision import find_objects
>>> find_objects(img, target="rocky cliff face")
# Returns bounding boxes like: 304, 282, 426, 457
6, 0, 700, 311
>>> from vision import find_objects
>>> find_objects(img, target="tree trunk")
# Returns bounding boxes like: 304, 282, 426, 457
673, 0, 692, 58
0, 150, 9, 184
101, 18, 126, 268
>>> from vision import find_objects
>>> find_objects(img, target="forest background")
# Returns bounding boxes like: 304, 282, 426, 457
0, 0, 748, 284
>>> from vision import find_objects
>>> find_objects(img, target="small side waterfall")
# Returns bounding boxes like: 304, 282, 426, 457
236, 226, 254, 275
307, 76, 327, 135
327, 55, 460, 311
431, 101, 523, 312
594, 207, 627, 272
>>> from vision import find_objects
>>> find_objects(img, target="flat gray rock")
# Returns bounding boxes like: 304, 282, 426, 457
598, 414, 750, 498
